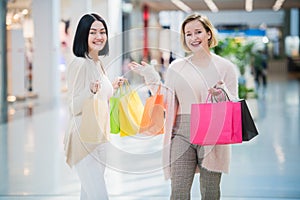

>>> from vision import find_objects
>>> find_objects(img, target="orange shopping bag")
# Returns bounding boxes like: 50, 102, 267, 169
139, 84, 165, 135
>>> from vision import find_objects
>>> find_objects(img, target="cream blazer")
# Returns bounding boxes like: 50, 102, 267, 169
64, 56, 113, 167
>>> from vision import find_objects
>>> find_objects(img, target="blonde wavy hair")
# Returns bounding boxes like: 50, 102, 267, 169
180, 13, 218, 52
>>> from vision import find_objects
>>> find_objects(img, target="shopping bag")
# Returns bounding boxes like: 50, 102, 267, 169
80, 94, 109, 143
190, 90, 242, 145
109, 87, 123, 134
190, 101, 242, 145
239, 99, 259, 141
139, 84, 165, 135
119, 81, 144, 137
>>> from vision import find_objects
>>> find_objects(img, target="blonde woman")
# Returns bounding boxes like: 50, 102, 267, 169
129, 13, 238, 199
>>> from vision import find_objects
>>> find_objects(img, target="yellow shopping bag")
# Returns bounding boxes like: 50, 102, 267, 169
119, 81, 144, 137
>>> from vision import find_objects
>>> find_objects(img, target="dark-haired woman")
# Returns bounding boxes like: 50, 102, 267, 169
64, 13, 124, 199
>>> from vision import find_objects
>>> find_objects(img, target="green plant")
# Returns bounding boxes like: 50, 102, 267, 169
238, 84, 258, 99
213, 37, 257, 99
214, 37, 255, 75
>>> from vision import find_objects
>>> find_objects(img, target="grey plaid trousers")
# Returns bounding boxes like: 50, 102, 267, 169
170, 115, 222, 200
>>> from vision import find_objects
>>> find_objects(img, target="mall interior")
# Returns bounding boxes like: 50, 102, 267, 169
0, 0, 300, 199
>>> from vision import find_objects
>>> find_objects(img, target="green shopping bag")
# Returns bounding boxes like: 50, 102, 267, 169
109, 87, 123, 134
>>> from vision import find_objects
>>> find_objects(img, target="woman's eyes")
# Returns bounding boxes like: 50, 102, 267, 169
185, 31, 202, 37
90, 31, 106, 35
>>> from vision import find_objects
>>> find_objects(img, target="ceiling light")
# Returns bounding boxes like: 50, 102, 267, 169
245, 0, 253, 12
13, 13, 20, 20
204, 0, 219, 13
22, 9, 29, 15
6, 18, 12, 26
171, 0, 192, 13
273, 0, 285, 11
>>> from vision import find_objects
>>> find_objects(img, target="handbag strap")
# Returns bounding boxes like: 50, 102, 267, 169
123, 79, 131, 93
157, 83, 161, 94
186, 57, 210, 89
186, 56, 228, 102
150, 83, 161, 96
187, 56, 222, 88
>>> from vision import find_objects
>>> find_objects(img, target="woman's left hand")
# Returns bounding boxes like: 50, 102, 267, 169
128, 61, 150, 75
112, 77, 126, 89
208, 87, 222, 96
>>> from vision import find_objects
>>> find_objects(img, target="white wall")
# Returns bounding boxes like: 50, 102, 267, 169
200, 10, 285, 27
32, 0, 60, 102
7, 29, 26, 98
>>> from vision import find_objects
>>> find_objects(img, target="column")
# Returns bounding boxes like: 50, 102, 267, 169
290, 8, 299, 37
0, 0, 8, 123
68, 0, 92, 39
290, 8, 300, 56
31, 0, 60, 104
93, 0, 123, 79
7, 29, 26, 99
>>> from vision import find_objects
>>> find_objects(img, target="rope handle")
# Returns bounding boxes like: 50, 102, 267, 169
205, 87, 231, 103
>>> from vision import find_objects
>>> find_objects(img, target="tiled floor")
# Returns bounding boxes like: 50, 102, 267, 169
0, 71, 299, 200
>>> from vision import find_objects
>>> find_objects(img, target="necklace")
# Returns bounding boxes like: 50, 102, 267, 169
98, 60, 106, 75
92, 59, 106, 75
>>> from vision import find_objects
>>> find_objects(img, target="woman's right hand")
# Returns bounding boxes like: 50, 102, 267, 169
90, 80, 101, 94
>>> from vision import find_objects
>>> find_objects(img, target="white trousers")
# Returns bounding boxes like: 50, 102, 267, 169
75, 143, 108, 200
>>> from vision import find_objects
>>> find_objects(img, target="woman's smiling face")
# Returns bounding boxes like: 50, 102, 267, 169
184, 20, 211, 53
88, 21, 107, 54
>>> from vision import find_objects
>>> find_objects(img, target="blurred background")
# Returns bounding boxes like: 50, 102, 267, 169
0, 0, 300, 199
2, 0, 300, 116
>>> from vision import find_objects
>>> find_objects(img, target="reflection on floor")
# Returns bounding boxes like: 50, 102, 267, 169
0, 72, 300, 200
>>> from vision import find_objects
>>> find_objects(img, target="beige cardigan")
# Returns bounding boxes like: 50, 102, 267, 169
64, 56, 113, 167
136, 53, 239, 179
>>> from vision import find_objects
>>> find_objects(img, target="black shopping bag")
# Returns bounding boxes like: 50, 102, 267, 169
240, 99, 259, 141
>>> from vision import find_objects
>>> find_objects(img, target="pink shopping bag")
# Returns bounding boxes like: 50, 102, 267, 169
190, 101, 242, 145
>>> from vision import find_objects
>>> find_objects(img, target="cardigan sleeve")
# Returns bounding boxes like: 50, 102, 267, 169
136, 64, 161, 94
67, 58, 92, 116
132, 62, 179, 179
161, 66, 179, 179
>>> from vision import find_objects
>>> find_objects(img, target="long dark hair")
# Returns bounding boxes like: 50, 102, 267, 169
73, 13, 109, 57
